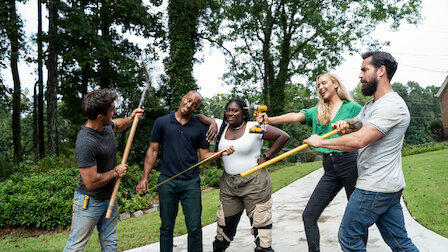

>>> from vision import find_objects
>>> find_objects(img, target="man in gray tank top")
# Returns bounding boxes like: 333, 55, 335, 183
304, 51, 419, 252
64, 89, 143, 252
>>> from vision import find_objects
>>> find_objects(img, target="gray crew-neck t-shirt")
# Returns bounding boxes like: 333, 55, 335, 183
75, 122, 117, 199
356, 92, 410, 193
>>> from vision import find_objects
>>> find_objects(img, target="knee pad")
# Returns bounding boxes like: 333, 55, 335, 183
248, 198, 273, 248
216, 202, 243, 243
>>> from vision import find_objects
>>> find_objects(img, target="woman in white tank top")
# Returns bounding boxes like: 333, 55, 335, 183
211, 99, 290, 252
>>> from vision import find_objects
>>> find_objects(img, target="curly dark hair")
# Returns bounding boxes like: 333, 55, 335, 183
214, 99, 251, 153
81, 89, 117, 120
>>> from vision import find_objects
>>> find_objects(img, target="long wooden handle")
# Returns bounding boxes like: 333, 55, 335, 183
240, 128, 342, 177
106, 115, 140, 219
144, 148, 228, 193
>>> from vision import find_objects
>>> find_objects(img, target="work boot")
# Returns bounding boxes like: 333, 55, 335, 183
213, 239, 229, 252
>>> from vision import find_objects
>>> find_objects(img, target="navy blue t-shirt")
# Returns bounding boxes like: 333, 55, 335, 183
151, 113, 210, 179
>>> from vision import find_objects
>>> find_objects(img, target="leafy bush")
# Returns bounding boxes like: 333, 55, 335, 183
0, 167, 78, 229
201, 164, 223, 187
117, 164, 159, 213
402, 141, 448, 156
0, 156, 159, 230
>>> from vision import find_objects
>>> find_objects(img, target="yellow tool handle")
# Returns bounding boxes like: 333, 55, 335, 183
240, 127, 344, 178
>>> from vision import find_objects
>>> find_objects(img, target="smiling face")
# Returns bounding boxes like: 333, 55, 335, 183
225, 102, 245, 127
179, 91, 202, 116
317, 74, 339, 101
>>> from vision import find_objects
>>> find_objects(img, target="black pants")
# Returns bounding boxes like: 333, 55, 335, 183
302, 151, 366, 252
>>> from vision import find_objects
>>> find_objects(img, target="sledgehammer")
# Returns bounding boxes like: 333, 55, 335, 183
240, 120, 362, 177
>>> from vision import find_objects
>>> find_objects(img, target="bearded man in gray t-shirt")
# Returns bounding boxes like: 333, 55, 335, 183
304, 51, 419, 252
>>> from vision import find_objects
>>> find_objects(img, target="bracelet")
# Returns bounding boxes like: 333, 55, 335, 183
263, 153, 271, 160
114, 168, 120, 177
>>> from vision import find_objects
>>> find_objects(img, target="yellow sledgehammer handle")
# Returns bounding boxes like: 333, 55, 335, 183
240, 126, 347, 178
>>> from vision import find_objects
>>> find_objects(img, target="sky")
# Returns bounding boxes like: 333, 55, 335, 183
3, 0, 448, 99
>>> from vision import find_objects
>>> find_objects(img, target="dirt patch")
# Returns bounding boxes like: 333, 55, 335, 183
0, 226, 69, 239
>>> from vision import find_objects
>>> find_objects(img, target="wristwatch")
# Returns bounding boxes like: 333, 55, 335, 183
263, 153, 271, 160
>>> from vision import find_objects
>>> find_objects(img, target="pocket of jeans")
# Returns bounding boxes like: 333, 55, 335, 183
371, 193, 396, 215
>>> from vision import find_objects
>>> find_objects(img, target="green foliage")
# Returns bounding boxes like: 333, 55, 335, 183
428, 119, 445, 142
391, 82, 442, 145
0, 155, 159, 230
0, 166, 78, 229
402, 141, 448, 157
117, 164, 159, 213
56, 0, 165, 144
201, 164, 223, 187
211, 0, 422, 115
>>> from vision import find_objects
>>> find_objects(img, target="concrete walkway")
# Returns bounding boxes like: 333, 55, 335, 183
126, 168, 448, 252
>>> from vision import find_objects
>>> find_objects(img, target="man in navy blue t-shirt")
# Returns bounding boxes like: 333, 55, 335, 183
136, 90, 233, 252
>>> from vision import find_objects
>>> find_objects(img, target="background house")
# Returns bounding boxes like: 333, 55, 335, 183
435, 76, 448, 138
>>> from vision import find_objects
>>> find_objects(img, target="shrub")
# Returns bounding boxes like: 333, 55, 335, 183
0, 157, 160, 230
402, 141, 448, 156
0, 167, 78, 229
201, 164, 223, 187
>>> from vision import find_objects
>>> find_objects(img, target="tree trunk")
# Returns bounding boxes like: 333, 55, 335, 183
167, 0, 199, 109
8, 0, 22, 163
47, 0, 59, 156
38, 0, 45, 158
99, 0, 112, 89
33, 83, 38, 160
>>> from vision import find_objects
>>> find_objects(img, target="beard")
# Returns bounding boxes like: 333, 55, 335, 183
361, 78, 378, 96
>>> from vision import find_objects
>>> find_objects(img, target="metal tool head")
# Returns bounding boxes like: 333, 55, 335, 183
139, 62, 152, 108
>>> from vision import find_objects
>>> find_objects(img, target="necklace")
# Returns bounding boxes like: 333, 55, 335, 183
229, 121, 246, 130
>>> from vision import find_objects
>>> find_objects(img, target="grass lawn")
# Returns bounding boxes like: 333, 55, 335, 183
402, 149, 448, 237
1, 149, 447, 251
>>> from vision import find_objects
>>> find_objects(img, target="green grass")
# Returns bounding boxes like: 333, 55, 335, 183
2, 148, 447, 251
402, 149, 448, 237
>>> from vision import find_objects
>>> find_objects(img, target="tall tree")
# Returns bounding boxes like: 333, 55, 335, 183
165, 0, 201, 110
212, 0, 422, 116
37, 0, 45, 158
163, 0, 222, 110
47, 0, 59, 156
2, 0, 26, 163
56, 0, 164, 146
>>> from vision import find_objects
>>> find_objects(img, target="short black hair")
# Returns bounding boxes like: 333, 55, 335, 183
81, 89, 117, 120
362, 51, 398, 81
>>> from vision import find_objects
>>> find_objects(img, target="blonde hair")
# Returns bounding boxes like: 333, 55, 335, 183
316, 73, 353, 125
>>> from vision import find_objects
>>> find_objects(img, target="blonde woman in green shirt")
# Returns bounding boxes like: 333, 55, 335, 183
257, 72, 365, 252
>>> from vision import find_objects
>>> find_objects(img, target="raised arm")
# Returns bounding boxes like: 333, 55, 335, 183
257, 112, 306, 125
113, 107, 144, 132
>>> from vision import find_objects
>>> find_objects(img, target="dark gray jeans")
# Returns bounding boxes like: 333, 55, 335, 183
302, 151, 361, 252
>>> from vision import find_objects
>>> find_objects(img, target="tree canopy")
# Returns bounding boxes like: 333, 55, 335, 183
209, 0, 422, 115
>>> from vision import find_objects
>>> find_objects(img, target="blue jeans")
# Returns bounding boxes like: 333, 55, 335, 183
338, 188, 419, 252
64, 191, 118, 252
158, 174, 202, 252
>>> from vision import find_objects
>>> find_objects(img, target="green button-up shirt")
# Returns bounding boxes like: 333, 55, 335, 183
300, 100, 362, 153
